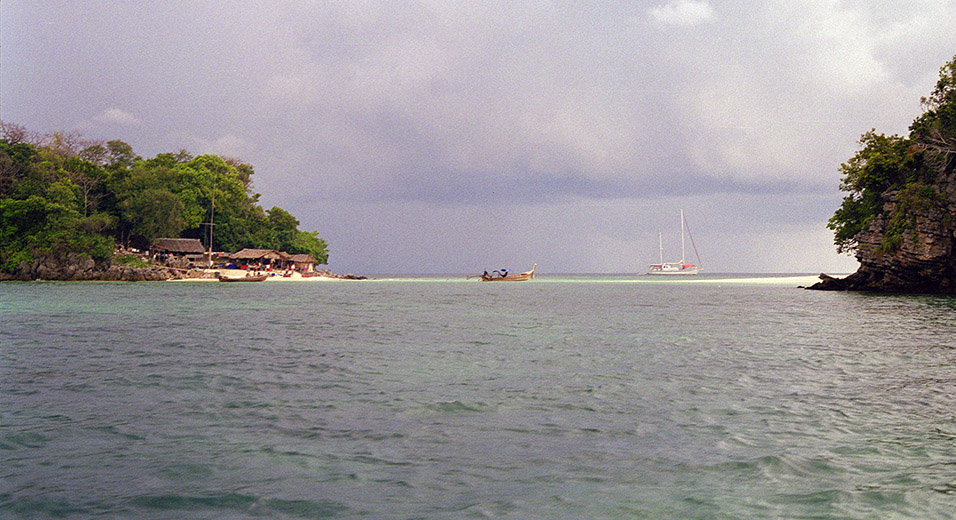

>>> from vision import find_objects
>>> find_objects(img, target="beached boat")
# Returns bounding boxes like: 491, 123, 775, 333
646, 210, 701, 275
474, 264, 536, 281
218, 274, 268, 282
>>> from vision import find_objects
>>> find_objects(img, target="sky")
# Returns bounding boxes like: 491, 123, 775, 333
3, 1, 955, 274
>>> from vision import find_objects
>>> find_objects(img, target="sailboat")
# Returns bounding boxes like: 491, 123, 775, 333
645, 210, 702, 275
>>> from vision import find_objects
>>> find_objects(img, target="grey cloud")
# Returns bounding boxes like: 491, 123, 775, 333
3, 0, 955, 271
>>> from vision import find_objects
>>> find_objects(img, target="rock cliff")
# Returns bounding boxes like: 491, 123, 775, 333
810, 177, 956, 293
809, 55, 956, 294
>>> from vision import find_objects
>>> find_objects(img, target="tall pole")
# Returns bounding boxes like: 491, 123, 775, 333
680, 209, 685, 264
658, 232, 663, 265
208, 189, 214, 266
201, 188, 215, 267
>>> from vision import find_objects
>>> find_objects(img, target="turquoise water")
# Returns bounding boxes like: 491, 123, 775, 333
2, 275, 956, 519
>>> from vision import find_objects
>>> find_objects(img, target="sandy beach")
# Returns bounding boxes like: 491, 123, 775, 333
171, 269, 351, 282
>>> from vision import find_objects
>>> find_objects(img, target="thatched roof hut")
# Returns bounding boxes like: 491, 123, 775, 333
229, 248, 289, 262
287, 253, 317, 271
152, 238, 205, 255
228, 249, 294, 268
288, 253, 316, 264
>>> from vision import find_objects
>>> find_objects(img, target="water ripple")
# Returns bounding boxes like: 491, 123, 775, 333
3, 279, 956, 518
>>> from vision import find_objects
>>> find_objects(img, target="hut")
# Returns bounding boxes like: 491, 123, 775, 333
152, 238, 207, 265
229, 248, 291, 270
287, 253, 318, 272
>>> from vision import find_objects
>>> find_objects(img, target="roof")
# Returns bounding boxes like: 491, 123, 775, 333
229, 248, 290, 261
288, 254, 317, 264
152, 238, 205, 254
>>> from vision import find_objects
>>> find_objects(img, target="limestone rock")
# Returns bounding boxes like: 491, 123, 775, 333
809, 176, 956, 293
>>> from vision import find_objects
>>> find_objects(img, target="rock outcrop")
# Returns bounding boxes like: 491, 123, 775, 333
0, 252, 176, 282
808, 53, 956, 294
314, 269, 368, 280
809, 183, 956, 293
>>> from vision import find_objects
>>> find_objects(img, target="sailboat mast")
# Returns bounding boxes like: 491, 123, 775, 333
680, 209, 686, 264
658, 232, 663, 265
208, 190, 214, 266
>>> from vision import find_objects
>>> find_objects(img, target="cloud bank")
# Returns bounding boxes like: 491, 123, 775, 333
3, 1, 955, 272
649, 0, 716, 26
95, 108, 142, 127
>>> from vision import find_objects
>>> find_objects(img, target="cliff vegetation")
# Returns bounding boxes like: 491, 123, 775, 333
814, 54, 956, 292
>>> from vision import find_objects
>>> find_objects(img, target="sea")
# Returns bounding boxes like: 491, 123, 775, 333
2, 274, 956, 519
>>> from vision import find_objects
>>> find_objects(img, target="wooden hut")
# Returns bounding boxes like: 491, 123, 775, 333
229, 248, 291, 270
152, 238, 206, 265
287, 253, 318, 272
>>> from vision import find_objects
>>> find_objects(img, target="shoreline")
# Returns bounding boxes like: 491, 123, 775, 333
169, 268, 368, 282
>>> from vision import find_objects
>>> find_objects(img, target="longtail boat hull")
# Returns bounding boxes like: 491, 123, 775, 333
218, 274, 268, 282
478, 264, 536, 282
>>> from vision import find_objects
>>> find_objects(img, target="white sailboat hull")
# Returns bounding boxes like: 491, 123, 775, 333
646, 263, 700, 275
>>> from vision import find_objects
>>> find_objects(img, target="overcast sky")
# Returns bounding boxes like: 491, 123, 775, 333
4, 1, 955, 274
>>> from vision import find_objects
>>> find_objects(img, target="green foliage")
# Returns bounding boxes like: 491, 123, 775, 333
267, 206, 300, 249
827, 131, 915, 254
46, 179, 80, 208
114, 254, 151, 268
0, 128, 329, 274
121, 187, 186, 242
105, 140, 140, 168
79, 212, 116, 234
827, 195, 869, 254
830, 54, 956, 255
0, 194, 114, 272
289, 230, 330, 264
875, 181, 943, 254
837, 131, 915, 194
0, 141, 37, 197
911, 58, 956, 139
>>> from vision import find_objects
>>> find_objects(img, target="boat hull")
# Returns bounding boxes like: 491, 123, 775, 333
477, 264, 536, 282
646, 264, 700, 275
218, 274, 268, 282
645, 269, 700, 275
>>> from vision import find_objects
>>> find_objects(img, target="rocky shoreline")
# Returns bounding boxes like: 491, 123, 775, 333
0, 252, 367, 282
807, 186, 956, 294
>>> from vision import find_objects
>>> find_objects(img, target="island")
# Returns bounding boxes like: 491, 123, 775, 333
0, 126, 334, 281
810, 54, 956, 293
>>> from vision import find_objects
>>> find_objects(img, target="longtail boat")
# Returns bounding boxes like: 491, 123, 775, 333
218, 274, 268, 282
473, 264, 536, 282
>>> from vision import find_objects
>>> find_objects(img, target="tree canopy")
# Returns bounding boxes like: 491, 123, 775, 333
0, 125, 329, 273
828, 54, 956, 254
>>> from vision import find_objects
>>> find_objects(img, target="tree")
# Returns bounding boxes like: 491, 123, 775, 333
829, 54, 956, 255
0, 140, 37, 197
911, 56, 956, 177
43, 131, 85, 157
112, 159, 182, 246
0, 194, 114, 272
289, 230, 329, 264
828, 131, 914, 254
79, 143, 109, 166
267, 206, 299, 249
172, 154, 263, 252
105, 140, 140, 168
121, 188, 186, 244
62, 157, 105, 217
0, 121, 34, 145
0, 125, 331, 274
